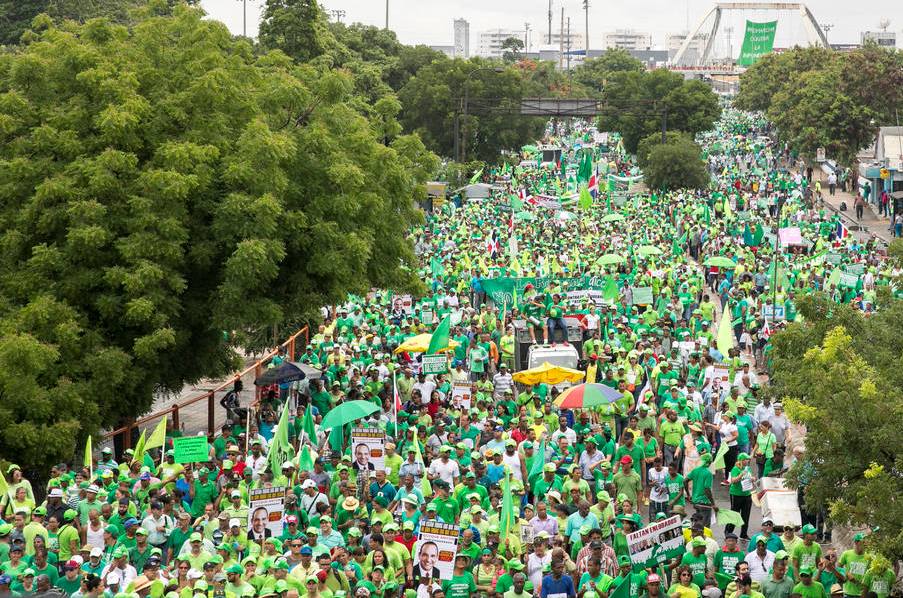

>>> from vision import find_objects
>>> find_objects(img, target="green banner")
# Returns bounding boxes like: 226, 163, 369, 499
738, 20, 777, 66
480, 276, 613, 306
173, 435, 209, 464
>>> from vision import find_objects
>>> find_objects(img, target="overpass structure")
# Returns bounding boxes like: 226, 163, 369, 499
673, 2, 829, 66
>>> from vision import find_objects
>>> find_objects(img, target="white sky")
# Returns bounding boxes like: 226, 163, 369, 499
202, 0, 901, 52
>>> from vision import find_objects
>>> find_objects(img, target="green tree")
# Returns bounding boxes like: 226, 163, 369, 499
0, 0, 48, 44
734, 46, 833, 112
597, 69, 720, 153
636, 130, 692, 170
0, 5, 434, 473
259, 0, 335, 64
500, 36, 524, 64
397, 58, 547, 161
572, 48, 644, 92
642, 136, 709, 191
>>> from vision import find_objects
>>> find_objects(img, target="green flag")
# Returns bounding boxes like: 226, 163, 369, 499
132, 430, 147, 466
578, 185, 592, 210
301, 405, 317, 443
610, 574, 631, 598
84, 435, 93, 472
328, 426, 344, 454
716, 309, 734, 357
469, 168, 483, 184
267, 401, 295, 474
146, 417, 167, 451
426, 315, 452, 354
710, 441, 730, 473
499, 469, 516, 538
527, 440, 546, 489
510, 193, 523, 212
602, 276, 619, 304
297, 445, 314, 472
412, 429, 432, 498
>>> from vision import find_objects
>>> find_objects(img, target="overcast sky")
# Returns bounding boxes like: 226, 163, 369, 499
203, 1, 901, 52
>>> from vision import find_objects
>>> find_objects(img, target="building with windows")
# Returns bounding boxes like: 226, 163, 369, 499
667, 32, 707, 64
860, 30, 896, 47
477, 28, 526, 58
454, 18, 470, 58
603, 29, 652, 51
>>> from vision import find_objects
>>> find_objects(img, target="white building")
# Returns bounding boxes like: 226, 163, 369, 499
667, 32, 707, 64
454, 18, 470, 58
603, 29, 652, 51
477, 28, 526, 58
860, 30, 896, 48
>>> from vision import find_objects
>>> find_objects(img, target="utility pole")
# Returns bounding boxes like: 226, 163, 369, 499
385, 0, 389, 29
559, 6, 564, 70
330, 9, 346, 23
566, 17, 572, 71
583, 0, 590, 53
821, 23, 834, 46
548, 0, 553, 44
524, 22, 531, 53
237, 0, 247, 38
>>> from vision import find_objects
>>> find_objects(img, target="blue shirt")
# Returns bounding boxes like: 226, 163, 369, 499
565, 511, 600, 543
541, 573, 576, 598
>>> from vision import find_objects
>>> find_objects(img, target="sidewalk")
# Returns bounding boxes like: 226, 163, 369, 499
810, 168, 893, 244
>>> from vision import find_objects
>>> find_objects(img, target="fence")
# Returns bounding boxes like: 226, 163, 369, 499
102, 325, 310, 452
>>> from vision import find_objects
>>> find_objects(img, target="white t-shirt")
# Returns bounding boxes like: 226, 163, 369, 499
427, 458, 460, 485
720, 422, 739, 447
648, 467, 669, 503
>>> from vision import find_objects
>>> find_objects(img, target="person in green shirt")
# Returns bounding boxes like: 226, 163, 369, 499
54, 561, 82, 596
837, 534, 870, 598
861, 559, 895, 598
791, 525, 823, 580
56, 511, 80, 563
727, 453, 754, 539
684, 454, 716, 527
679, 538, 711, 588
793, 568, 827, 598
442, 554, 477, 598
189, 469, 219, 519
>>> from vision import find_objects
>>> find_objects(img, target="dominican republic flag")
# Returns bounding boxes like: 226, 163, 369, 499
486, 232, 500, 258
519, 188, 536, 205
761, 319, 772, 341
588, 173, 598, 198
836, 221, 849, 240
392, 372, 402, 435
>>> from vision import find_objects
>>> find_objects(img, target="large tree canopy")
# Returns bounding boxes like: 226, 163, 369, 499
0, 5, 434, 472
596, 69, 720, 153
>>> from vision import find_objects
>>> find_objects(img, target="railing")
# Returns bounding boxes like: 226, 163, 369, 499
102, 326, 310, 450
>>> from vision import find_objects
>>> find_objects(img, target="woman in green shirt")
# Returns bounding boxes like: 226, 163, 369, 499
443, 554, 477, 598
727, 453, 754, 540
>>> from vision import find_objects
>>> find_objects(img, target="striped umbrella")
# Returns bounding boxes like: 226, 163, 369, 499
553, 383, 623, 410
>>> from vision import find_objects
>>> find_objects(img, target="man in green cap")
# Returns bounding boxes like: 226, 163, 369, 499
793, 568, 827, 598
225, 563, 254, 596
684, 453, 717, 526
837, 533, 870, 598
791, 525, 823, 580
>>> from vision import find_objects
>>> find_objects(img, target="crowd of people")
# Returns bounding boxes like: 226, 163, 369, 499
0, 110, 897, 598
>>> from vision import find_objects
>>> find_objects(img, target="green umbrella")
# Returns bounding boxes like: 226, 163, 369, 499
556, 210, 577, 221
597, 253, 626, 265
318, 400, 380, 431
601, 214, 624, 223
515, 211, 536, 221
704, 256, 738, 268
637, 245, 662, 256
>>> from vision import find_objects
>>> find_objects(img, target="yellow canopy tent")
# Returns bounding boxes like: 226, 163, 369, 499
393, 334, 460, 354
511, 362, 585, 386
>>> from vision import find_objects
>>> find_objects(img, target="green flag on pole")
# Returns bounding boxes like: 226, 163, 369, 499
426, 315, 452, 354
84, 435, 93, 476
499, 469, 516, 538
716, 308, 734, 357
267, 401, 295, 474
301, 405, 317, 444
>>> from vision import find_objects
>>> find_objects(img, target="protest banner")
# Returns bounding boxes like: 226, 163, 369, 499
711, 364, 730, 390
247, 487, 286, 540
451, 382, 472, 411
393, 294, 413, 315
626, 514, 685, 570
738, 20, 777, 66
761, 304, 785, 321
631, 287, 653, 305
839, 273, 859, 288
421, 308, 434, 326
421, 353, 448, 375
351, 427, 386, 473
172, 435, 209, 464
825, 252, 842, 265
843, 263, 865, 276
414, 520, 459, 582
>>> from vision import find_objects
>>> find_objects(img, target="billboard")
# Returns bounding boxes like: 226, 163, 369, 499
738, 21, 777, 66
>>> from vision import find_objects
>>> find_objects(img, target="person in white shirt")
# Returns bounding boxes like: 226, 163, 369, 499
412, 374, 436, 406
744, 540, 775, 583
141, 502, 172, 553
426, 446, 460, 486
767, 403, 790, 446
492, 365, 514, 399
753, 397, 775, 428
100, 548, 137, 589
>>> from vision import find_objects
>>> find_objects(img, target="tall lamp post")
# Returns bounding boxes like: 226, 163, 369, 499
770, 196, 785, 325
460, 66, 504, 163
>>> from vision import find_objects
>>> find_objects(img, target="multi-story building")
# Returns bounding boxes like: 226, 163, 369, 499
453, 18, 470, 58
860, 30, 896, 48
477, 28, 526, 58
603, 29, 652, 51
667, 32, 707, 64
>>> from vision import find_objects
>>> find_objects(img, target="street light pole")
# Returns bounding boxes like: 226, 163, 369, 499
385, 0, 389, 29
770, 197, 785, 325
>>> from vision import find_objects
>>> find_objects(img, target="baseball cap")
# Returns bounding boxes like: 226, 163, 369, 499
648, 574, 661, 584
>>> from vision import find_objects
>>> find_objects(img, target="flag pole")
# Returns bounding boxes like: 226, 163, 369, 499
392, 371, 398, 438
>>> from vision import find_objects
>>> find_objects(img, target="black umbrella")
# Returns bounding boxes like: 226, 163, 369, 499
253, 361, 307, 386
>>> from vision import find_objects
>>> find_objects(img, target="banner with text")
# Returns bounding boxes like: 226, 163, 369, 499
738, 20, 777, 66
627, 514, 686, 570
248, 487, 286, 541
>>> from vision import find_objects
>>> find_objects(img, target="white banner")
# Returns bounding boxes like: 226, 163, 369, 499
351, 428, 386, 475
451, 382, 473, 412
247, 487, 286, 542
414, 520, 459, 583
626, 514, 685, 569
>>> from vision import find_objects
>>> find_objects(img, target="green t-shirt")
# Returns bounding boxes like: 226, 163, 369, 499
837, 550, 870, 596
578, 571, 614, 592
792, 581, 827, 598
665, 473, 685, 506
791, 542, 822, 573
57, 524, 80, 561
729, 465, 753, 497
681, 551, 709, 587
660, 420, 685, 446
686, 465, 713, 505
714, 548, 744, 576
862, 569, 895, 598
443, 571, 477, 598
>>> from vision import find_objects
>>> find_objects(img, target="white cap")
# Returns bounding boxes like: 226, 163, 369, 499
71, 555, 84, 566
86, 484, 100, 493
48, 488, 64, 498
89, 547, 103, 558
106, 572, 120, 585
301, 480, 316, 490
229, 518, 241, 528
